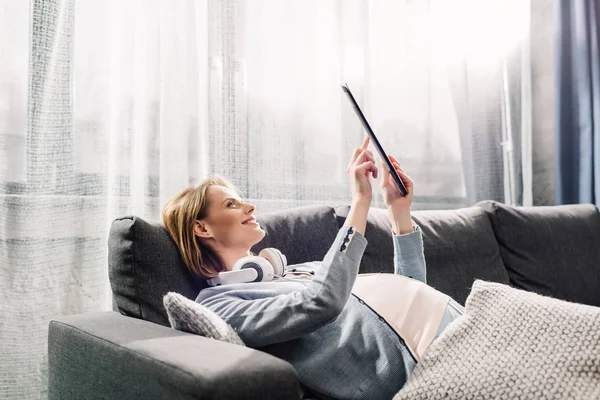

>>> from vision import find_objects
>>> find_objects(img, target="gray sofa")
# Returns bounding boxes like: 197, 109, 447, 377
48, 200, 600, 400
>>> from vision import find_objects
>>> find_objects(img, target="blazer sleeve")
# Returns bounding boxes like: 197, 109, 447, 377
197, 225, 367, 347
393, 225, 427, 283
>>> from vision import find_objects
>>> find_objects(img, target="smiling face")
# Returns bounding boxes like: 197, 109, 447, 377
194, 185, 265, 251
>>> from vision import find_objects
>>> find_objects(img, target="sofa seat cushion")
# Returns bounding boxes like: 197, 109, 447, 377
394, 280, 600, 400
477, 200, 600, 307
334, 205, 509, 305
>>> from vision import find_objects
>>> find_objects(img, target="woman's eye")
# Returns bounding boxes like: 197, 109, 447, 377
227, 199, 244, 208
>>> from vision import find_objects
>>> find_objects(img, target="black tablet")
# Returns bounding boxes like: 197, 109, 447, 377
342, 84, 408, 196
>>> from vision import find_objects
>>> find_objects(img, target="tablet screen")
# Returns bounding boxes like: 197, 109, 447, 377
342, 84, 407, 196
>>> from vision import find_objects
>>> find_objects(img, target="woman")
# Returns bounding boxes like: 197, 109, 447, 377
162, 136, 464, 400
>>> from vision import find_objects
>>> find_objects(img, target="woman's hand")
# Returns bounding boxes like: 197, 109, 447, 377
347, 136, 378, 205
380, 154, 414, 209
379, 154, 415, 234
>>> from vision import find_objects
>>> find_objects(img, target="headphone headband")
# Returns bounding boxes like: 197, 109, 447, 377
205, 248, 287, 287
206, 268, 259, 286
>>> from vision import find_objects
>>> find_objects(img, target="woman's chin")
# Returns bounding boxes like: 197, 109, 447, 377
241, 222, 266, 244
253, 227, 266, 242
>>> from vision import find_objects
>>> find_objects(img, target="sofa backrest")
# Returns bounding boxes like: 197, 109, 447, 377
249, 205, 341, 265
477, 200, 600, 307
334, 205, 510, 305
108, 205, 341, 326
108, 201, 600, 327
108, 217, 208, 327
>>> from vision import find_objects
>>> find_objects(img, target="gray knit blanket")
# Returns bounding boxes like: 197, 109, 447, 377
394, 280, 600, 400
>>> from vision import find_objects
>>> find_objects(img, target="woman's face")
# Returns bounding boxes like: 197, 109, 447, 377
195, 185, 265, 249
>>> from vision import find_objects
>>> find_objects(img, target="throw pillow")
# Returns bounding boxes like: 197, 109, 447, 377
476, 200, 600, 307
394, 280, 600, 400
163, 292, 245, 346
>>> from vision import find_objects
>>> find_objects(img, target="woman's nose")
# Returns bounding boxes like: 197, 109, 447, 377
246, 203, 256, 213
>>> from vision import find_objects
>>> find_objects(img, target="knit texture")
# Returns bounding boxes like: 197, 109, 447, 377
394, 280, 600, 400
163, 292, 245, 346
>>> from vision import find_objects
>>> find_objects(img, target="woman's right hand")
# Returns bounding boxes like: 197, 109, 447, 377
347, 136, 378, 205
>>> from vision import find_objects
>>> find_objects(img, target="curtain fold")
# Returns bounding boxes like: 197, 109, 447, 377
555, 0, 600, 206
446, 0, 533, 206
0, 0, 534, 398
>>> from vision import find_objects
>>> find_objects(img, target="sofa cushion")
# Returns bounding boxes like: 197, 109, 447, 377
394, 280, 600, 400
334, 205, 509, 305
251, 205, 340, 265
163, 292, 245, 346
108, 206, 340, 327
477, 200, 600, 307
108, 217, 207, 327
334, 204, 395, 275
48, 312, 302, 400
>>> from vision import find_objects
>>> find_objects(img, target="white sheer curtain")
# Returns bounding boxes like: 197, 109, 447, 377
0, 0, 532, 398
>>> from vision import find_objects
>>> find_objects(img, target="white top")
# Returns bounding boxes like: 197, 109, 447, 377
352, 273, 450, 361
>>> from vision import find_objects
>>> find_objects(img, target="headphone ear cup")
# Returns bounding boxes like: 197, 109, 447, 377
232, 256, 250, 271
258, 248, 287, 277
232, 256, 275, 282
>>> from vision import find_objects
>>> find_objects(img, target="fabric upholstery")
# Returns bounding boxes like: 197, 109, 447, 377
334, 205, 510, 305
394, 280, 600, 400
79, 202, 600, 399
334, 204, 395, 274
163, 292, 245, 346
108, 206, 340, 327
477, 200, 600, 306
108, 216, 208, 327
48, 312, 301, 400
251, 205, 340, 264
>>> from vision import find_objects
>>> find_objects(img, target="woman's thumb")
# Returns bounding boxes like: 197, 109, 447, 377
380, 159, 389, 187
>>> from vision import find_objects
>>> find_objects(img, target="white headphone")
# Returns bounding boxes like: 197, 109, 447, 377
206, 248, 287, 287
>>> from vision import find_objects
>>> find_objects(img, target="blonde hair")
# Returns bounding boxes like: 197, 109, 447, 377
162, 175, 238, 278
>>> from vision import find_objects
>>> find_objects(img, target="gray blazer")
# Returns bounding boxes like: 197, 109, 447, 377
196, 225, 462, 400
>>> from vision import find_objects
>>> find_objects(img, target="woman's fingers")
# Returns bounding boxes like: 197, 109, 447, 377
391, 157, 414, 188
380, 158, 389, 186
357, 160, 378, 179
361, 136, 370, 149
365, 152, 378, 178
398, 169, 414, 187
354, 149, 378, 177
389, 155, 404, 172
379, 154, 414, 189
380, 156, 400, 176
350, 137, 373, 165
350, 148, 361, 165
348, 147, 378, 178
352, 148, 376, 167
389, 154, 401, 166
379, 157, 388, 171
387, 155, 404, 173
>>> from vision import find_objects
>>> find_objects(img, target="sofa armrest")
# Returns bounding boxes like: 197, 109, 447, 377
48, 311, 301, 400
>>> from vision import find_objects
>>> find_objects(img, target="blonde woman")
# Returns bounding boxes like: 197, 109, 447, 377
162, 136, 464, 400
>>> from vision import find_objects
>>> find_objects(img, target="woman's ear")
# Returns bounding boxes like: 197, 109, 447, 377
194, 221, 211, 238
